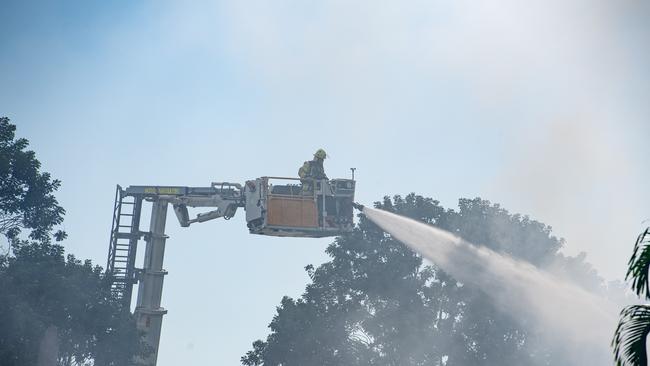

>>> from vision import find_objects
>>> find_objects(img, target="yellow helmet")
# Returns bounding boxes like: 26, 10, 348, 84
314, 149, 327, 159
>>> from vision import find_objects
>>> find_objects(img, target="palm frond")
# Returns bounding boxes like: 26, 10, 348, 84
626, 228, 650, 299
613, 305, 650, 366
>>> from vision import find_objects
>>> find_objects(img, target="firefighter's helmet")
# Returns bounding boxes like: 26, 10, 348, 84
314, 149, 327, 159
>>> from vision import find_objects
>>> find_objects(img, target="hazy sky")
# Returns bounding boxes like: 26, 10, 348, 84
2, 1, 649, 364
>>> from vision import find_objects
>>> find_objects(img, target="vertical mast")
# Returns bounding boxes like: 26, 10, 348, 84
134, 199, 169, 366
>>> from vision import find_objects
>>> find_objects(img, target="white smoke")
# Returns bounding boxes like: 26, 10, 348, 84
363, 206, 618, 364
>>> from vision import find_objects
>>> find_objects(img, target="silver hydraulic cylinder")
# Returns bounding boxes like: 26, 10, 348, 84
134, 199, 169, 366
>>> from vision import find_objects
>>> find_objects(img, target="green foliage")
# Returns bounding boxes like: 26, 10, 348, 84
0, 117, 65, 242
626, 228, 650, 299
243, 194, 602, 366
613, 305, 650, 366
0, 118, 143, 365
612, 227, 650, 366
0, 240, 144, 366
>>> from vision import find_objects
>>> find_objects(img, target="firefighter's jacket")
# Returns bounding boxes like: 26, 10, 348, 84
298, 159, 327, 180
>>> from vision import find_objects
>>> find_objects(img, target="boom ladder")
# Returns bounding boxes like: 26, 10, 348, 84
106, 185, 143, 307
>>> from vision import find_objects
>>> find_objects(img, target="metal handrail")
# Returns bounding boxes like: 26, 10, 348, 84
267, 193, 314, 199
263, 176, 302, 181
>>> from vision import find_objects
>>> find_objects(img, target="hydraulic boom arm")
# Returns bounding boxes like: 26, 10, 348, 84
106, 176, 355, 366
107, 183, 244, 366
122, 182, 244, 227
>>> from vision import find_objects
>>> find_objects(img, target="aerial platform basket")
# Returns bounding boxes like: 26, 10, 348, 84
244, 176, 355, 237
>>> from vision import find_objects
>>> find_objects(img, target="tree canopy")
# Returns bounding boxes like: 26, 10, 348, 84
0, 117, 143, 365
0, 117, 65, 242
243, 194, 609, 366
0, 241, 143, 366
613, 228, 650, 366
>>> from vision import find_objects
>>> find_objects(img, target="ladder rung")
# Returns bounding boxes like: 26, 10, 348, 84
116, 233, 137, 239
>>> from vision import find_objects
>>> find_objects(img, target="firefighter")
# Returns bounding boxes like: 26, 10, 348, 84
299, 149, 328, 192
